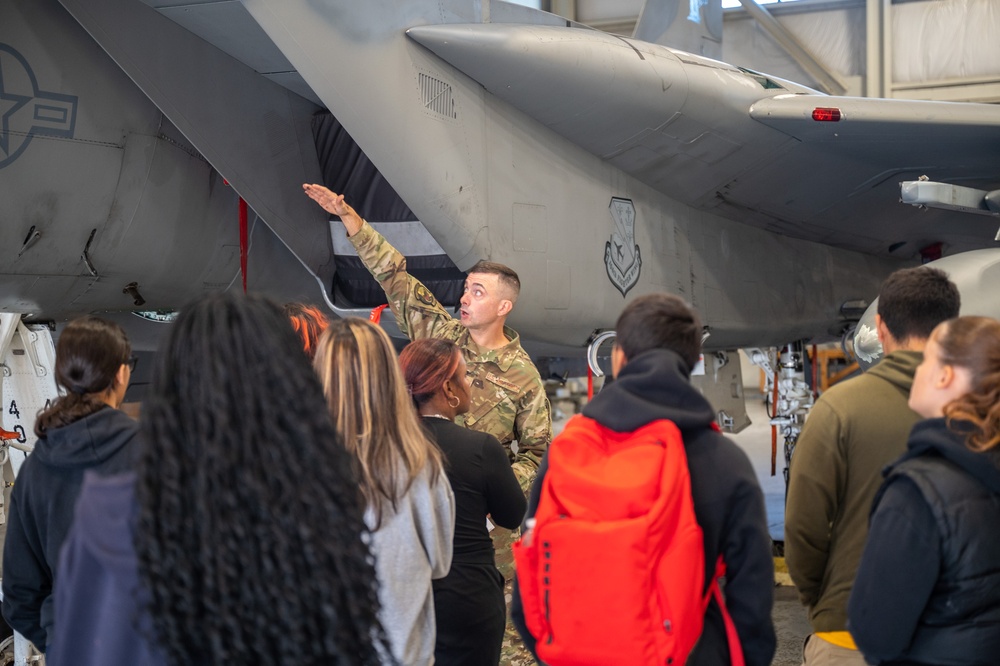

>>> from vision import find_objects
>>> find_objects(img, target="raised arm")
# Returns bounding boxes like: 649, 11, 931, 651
303, 183, 460, 341
303, 183, 363, 236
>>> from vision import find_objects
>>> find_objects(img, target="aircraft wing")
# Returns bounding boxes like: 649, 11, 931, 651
109, 4, 999, 264
18, 0, 992, 352
737, 94, 1000, 256
57, 0, 335, 284
403, 23, 1000, 259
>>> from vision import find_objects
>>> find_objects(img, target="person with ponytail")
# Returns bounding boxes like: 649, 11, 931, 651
399, 338, 525, 666
46, 293, 387, 666
315, 318, 455, 666
849, 316, 1000, 665
2, 316, 138, 652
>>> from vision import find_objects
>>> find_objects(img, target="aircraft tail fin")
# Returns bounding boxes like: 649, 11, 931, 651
633, 0, 723, 58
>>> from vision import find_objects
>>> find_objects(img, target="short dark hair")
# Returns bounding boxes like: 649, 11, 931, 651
615, 293, 702, 371
877, 266, 960, 342
468, 260, 520, 302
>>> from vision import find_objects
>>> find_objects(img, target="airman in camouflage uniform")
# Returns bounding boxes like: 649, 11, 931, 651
345, 220, 550, 489
305, 183, 550, 665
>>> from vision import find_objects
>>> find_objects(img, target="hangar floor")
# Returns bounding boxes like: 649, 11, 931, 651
730, 390, 790, 542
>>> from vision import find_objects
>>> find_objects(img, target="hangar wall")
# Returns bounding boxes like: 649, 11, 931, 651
565, 0, 1000, 103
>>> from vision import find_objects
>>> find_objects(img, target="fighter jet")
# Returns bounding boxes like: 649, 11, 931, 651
3, 0, 1000, 424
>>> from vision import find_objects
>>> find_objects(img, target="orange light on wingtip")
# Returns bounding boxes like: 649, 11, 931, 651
812, 107, 842, 122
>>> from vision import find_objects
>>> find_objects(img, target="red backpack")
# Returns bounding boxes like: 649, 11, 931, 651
513, 415, 745, 666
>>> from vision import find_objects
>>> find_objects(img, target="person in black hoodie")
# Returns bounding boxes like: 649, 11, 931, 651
512, 293, 776, 666
1, 316, 138, 652
849, 316, 1000, 666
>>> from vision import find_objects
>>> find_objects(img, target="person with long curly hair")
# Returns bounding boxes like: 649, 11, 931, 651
849, 316, 1000, 665
399, 338, 525, 665
284, 301, 329, 360
46, 293, 386, 666
2, 317, 137, 653
315, 318, 455, 666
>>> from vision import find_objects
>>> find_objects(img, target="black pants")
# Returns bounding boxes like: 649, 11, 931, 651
433, 562, 506, 666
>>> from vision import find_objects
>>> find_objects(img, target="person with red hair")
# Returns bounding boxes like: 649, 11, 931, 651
399, 338, 526, 666
283, 302, 329, 360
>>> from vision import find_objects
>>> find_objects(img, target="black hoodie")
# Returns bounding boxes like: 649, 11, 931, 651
1, 406, 137, 649
512, 349, 776, 666
849, 418, 1000, 666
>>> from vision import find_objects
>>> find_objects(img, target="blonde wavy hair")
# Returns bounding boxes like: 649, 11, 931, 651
314, 318, 443, 528
936, 316, 1000, 452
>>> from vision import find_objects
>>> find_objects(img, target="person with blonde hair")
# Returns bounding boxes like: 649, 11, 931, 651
849, 316, 1000, 665
315, 317, 455, 665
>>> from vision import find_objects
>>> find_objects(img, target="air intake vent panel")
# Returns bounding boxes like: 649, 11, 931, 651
419, 72, 457, 119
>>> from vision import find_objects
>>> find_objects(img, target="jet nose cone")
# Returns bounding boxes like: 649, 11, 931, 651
406, 24, 510, 53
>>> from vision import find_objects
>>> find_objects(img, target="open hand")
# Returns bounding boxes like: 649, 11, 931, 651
302, 183, 352, 217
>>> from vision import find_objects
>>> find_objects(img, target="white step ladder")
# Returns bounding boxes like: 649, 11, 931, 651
0, 314, 59, 666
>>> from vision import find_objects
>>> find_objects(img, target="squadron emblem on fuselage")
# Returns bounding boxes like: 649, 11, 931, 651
604, 197, 641, 297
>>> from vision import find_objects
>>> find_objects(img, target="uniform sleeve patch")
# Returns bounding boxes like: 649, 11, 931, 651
413, 283, 436, 306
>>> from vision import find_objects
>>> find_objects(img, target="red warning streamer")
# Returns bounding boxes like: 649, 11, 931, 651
239, 197, 248, 293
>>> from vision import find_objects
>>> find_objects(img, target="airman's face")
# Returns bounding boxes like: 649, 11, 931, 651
459, 272, 509, 331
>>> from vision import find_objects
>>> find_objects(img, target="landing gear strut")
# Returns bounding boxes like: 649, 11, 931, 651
747, 343, 814, 494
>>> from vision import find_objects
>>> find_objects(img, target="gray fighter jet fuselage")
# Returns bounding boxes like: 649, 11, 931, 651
3, 0, 1000, 359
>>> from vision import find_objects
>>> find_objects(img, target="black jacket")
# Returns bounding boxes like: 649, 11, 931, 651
2, 406, 137, 649
512, 349, 776, 666
849, 418, 1000, 666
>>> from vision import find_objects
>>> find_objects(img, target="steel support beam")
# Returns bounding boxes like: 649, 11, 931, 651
738, 0, 847, 95
892, 76, 1000, 103
548, 0, 576, 22
865, 0, 891, 98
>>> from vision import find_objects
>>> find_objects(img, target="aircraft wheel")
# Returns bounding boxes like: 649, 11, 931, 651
0, 635, 14, 666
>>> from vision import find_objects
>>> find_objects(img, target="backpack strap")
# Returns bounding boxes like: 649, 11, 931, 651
703, 555, 746, 666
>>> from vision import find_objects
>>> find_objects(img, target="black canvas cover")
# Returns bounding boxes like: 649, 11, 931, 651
313, 112, 466, 307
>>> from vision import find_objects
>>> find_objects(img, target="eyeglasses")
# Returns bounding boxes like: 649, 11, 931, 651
126, 356, 138, 372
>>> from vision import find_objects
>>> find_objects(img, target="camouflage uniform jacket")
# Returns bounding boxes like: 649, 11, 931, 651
348, 221, 551, 491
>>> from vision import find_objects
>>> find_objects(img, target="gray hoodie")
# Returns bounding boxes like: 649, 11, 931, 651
367, 462, 454, 665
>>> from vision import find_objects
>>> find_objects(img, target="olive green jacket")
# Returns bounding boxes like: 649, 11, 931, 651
785, 351, 923, 633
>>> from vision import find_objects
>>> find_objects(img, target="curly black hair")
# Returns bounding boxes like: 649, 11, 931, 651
134, 292, 388, 665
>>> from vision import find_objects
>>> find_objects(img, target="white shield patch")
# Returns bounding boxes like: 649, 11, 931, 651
604, 197, 642, 297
